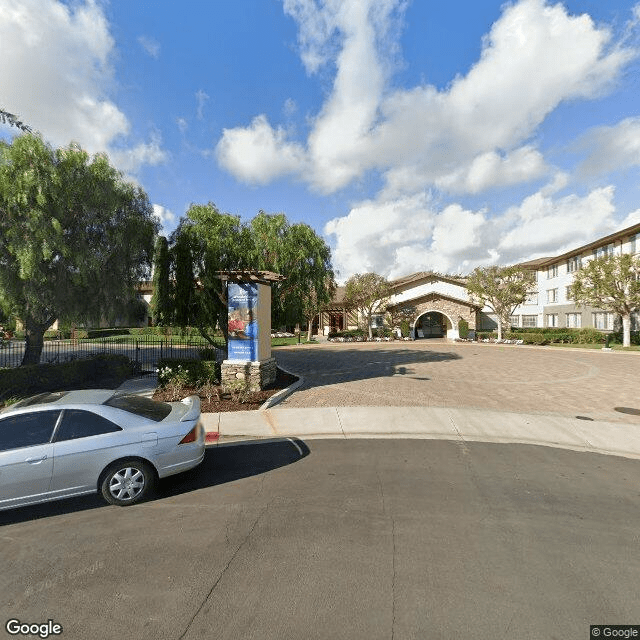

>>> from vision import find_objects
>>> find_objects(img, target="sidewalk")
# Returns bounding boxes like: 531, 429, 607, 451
117, 375, 640, 461
199, 405, 640, 461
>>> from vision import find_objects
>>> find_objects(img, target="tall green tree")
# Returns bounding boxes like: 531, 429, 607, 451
249, 211, 335, 329
170, 222, 197, 329
170, 206, 335, 349
0, 134, 157, 364
343, 273, 392, 339
466, 265, 536, 340
172, 204, 254, 346
150, 236, 172, 326
569, 254, 640, 347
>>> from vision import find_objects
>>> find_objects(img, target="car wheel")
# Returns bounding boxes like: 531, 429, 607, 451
100, 460, 154, 506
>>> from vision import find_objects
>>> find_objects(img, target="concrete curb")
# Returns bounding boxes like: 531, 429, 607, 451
203, 405, 640, 461
259, 366, 304, 410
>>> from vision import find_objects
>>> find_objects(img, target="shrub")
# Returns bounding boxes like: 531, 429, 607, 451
0, 354, 132, 400
156, 357, 220, 387
610, 330, 640, 345
458, 317, 469, 339
400, 320, 410, 338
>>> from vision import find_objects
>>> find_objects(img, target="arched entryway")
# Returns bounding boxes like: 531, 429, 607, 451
413, 311, 456, 339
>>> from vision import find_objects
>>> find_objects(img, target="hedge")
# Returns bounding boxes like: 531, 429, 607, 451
0, 354, 132, 400
479, 328, 606, 344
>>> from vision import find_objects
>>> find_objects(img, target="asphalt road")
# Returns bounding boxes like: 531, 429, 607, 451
2, 439, 639, 640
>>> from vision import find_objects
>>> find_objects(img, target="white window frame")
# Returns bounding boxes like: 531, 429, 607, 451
595, 243, 614, 259
567, 256, 582, 273
547, 264, 558, 278
509, 315, 520, 327
547, 288, 558, 303
522, 315, 537, 328
593, 312, 614, 330
546, 314, 558, 328
524, 291, 538, 305
566, 313, 581, 328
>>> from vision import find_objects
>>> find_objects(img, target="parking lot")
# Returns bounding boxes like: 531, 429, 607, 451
274, 340, 640, 424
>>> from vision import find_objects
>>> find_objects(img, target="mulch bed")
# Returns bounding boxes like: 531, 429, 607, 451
152, 367, 299, 412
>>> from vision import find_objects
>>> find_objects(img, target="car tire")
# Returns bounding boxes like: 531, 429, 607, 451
100, 459, 155, 506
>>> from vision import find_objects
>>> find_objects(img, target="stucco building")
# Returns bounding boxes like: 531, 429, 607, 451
318, 221, 640, 340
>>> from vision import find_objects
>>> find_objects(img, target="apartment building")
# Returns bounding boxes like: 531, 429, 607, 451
508, 222, 640, 332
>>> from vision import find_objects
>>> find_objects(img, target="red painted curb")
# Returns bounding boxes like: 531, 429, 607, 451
205, 432, 220, 443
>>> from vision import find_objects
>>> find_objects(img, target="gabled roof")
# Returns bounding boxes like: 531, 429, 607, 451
387, 290, 481, 310
390, 271, 468, 292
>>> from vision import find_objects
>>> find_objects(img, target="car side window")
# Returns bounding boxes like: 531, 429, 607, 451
0, 411, 61, 451
54, 410, 122, 442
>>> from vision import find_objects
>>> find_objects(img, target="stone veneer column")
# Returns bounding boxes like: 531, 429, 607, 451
221, 357, 277, 393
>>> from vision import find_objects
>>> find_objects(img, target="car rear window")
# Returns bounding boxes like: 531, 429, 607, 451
11, 392, 69, 408
103, 394, 172, 422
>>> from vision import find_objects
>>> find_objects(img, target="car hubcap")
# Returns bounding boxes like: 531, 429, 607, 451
109, 467, 145, 501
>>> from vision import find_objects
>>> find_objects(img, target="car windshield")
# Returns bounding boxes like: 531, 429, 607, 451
11, 391, 69, 408
104, 394, 172, 422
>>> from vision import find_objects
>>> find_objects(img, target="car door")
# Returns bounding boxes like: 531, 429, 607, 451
0, 410, 61, 509
50, 409, 128, 496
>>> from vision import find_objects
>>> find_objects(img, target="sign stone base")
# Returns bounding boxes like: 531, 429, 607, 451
221, 357, 277, 393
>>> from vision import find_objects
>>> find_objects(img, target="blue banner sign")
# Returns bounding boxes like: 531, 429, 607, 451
227, 282, 259, 361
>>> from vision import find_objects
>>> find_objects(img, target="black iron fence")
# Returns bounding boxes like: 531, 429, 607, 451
0, 337, 225, 374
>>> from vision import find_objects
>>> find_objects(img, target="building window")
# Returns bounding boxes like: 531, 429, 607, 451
370, 315, 385, 327
547, 264, 558, 278
547, 288, 558, 303
595, 243, 614, 259
632, 234, 639, 255
593, 312, 614, 330
509, 315, 520, 327
565, 286, 572, 301
546, 314, 558, 327
631, 312, 640, 331
522, 315, 537, 328
524, 291, 538, 305
567, 256, 582, 272
566, 313, 582, 328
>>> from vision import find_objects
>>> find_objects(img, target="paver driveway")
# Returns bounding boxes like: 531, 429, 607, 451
273, 341, 640, 424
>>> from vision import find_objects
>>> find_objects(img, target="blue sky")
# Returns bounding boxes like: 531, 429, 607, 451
2, 0, 640, 282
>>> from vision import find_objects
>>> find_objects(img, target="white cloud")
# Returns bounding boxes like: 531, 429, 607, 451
138, 35, 160, 58
176, 117, 188, 134
217, 0, 635, 196
195, 90, 209, 120
497, 186, 617, 259
0, 0, 168, 173
283, 98, 297, 117
110, 131, 169, 173
216, 115, 306, 184
433, 146, 548, 195
326, 183, 626, 281
152, 204, 176, 232
579, 117, 640, 176
620, 208, 640, 228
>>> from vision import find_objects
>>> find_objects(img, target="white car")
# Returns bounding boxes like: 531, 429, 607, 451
0, 390, 205, 510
